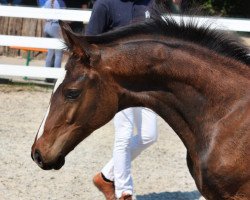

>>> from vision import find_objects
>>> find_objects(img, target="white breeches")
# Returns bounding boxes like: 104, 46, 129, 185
101, 107, 158, 198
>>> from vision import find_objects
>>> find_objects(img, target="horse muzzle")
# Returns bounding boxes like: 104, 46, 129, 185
31, 149, 65, 170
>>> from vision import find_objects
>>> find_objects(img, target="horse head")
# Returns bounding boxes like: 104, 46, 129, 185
31, 22, 119, 170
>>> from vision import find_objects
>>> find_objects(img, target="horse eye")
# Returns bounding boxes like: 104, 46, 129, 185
65, 89, 82, 100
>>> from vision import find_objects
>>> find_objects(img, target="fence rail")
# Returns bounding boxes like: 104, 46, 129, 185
0, 35, 63, 49
0, 64, 65, 79
0, 5, 91, 23
0, 5, 249, 79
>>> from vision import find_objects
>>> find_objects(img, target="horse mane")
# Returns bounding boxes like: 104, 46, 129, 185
85, 5, 250, 66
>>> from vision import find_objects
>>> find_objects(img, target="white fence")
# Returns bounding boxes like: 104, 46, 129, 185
0, 5, 250, 79
0, 5, 91, 23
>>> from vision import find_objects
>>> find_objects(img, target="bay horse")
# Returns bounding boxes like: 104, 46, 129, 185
31, 8, 250, 200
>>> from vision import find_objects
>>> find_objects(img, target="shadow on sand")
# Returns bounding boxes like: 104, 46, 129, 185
136, 190, 201, 200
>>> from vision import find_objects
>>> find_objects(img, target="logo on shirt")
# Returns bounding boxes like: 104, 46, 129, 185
145, 10, 150, 19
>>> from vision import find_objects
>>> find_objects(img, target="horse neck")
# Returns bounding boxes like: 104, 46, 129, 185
102, 38, 249, 155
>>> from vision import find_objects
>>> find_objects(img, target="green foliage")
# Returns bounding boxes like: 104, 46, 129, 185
189, 0, 250, 17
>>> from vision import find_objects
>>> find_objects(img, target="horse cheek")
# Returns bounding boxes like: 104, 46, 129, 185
65, 104, 78, 124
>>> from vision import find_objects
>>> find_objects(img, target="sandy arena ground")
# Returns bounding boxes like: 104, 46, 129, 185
0, 56, 207, 200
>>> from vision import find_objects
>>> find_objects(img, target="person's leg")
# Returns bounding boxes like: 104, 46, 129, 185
50, 23, 63, 68
101, 108, 157, 198
113, 108, 134, 198
101, 159, 114, 181
101, 108, 157, 169
43, 22, 60, 83
44, 23, 55, 68
54, 49, 63, 68
131, 107, 158, 159
45, 49, 55, 67
95, 108, 134, 199
45, 48, 56, 83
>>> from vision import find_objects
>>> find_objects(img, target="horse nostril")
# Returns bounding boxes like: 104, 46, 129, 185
34, 149, 43, 166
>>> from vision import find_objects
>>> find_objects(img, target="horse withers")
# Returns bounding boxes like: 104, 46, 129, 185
31, 8, 250, 200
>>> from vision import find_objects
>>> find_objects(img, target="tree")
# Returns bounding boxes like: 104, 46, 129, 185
187, 0, 250, 18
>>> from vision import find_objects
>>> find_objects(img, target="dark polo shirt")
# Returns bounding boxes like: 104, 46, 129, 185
85, 0, 152, 35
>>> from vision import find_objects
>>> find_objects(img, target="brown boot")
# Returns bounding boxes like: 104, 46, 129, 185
93, 172, 116, 200
119, 193, 133, 200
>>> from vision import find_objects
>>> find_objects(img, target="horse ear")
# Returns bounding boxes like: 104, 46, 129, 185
59, 20, 74, 48
59, 20, 100, 66
59, 20, 84, 53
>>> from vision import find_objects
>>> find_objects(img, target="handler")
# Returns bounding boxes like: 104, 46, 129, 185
86, 0, 158, 200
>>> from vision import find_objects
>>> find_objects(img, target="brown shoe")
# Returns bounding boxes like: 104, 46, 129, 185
119, 193, 132, 200
93, 173, 115, 200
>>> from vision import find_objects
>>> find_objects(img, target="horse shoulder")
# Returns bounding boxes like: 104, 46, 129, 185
199, 98, 250, 198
